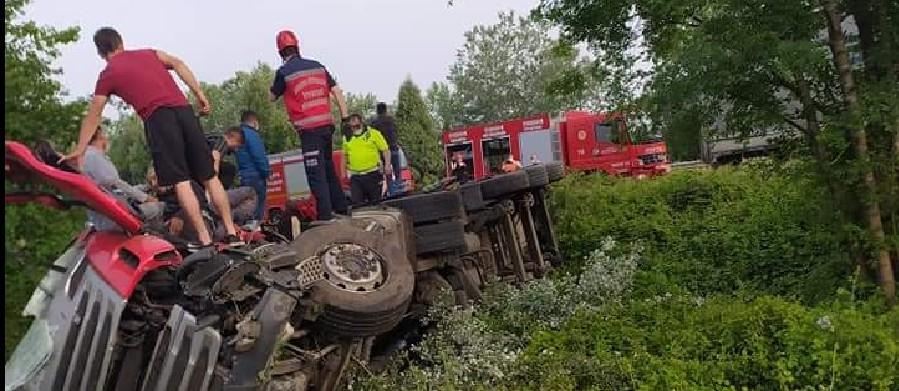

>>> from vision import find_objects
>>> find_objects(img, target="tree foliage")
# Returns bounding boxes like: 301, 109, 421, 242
195, 63, 296, 154
395, 77, 444, 184
446, 11, 598, 125
537, 0, 899, 306
4, 0, 87, 357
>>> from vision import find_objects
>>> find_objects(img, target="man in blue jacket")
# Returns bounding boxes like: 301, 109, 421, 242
236, 110, 271, 221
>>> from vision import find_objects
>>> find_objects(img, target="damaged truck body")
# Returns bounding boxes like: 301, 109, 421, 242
4, 140, 565, 391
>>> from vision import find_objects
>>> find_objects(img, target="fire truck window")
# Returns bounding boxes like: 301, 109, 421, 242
446, 144, 474, 178
482, 137, 511, 175
595, 122, 621, 144
284, 161, 310, 197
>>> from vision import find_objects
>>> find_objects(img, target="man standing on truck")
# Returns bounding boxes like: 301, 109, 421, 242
342, 114, 392, 205
62, 27, 240, 250
270, 29, 349, 221
369, 102, 401, 187
235, 110, 270, 221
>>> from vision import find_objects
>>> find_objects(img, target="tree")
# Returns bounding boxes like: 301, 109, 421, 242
5, 0, 85, 145
195, 63, 296, 154
448, 11, 592, 124
106, 109, 151, 184
537, 0, 898, 305
425, 81, 463, 131
395, 77, 444, 184
4, 0, 87, 356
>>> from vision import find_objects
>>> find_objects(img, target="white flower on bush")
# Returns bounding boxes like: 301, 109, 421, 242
816, 315, 833, 331
350, 237, 641, 389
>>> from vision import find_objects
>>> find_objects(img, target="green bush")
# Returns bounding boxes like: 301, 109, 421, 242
521, 295, 899, 390
4, 204, 84, 359
550, 166, 851, 302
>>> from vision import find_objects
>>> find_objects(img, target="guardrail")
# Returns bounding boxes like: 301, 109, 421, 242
670, 160, 711, 171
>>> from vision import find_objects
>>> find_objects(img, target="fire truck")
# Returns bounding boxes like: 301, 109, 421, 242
264, 148, 414, 229
442, 111, 670, 180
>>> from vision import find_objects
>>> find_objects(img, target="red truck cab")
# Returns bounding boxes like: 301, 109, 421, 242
442, 111, 670, 180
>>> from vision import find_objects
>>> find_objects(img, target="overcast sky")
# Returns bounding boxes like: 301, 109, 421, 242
25, 0, 539, 108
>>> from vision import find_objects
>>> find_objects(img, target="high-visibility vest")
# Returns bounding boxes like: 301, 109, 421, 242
284, 67, 333, 130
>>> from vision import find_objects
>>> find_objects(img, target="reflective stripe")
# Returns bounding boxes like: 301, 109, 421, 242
294, 114, 333, 128
295, 77, 328, 90
301, 97, 329, 110
285, 68, 326, 82
349, 167, 380, 175
303, 150, 320, 157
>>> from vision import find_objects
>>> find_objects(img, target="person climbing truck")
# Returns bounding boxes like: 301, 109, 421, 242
62, 27, 240, 250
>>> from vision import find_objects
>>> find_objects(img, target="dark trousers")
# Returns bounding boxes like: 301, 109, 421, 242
242, 176, 267, 221
350, 171, 383, 206
389, 146, 401, 181
300, 126, 348, 220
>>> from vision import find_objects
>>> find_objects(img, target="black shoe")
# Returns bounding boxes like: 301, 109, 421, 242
187, 242, 215, 255
224, 234, 244, 246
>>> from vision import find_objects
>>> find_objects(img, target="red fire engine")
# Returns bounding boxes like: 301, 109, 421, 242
442, 111, 670, 180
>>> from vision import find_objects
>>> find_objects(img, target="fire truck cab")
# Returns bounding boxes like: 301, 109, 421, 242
442, 111, 670, 180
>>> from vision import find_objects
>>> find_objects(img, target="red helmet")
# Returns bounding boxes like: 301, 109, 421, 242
276, 30, 299, 52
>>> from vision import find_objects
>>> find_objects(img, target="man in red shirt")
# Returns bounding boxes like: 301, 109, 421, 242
270, 29, 349, 221
63, 27, 239, 250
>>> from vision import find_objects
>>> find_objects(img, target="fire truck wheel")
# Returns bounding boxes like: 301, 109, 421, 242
291, 223, 414, 337
479, 170, 530, 200
459, 182, 486, 211
545, 162, 565, 182
413, 220, 467, 255
524, 164, 549, 188
383, 190, 463, 224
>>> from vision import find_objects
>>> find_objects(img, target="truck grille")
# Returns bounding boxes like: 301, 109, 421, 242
50, 266, 126, 391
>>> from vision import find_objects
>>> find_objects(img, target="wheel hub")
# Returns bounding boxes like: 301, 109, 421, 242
321, 243, 385, 292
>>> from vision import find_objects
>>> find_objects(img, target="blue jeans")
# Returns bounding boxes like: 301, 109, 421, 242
241, 176, 267, 221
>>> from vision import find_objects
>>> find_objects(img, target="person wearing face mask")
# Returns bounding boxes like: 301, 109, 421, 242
81, 125, 165, 228
342, 114, 392, 205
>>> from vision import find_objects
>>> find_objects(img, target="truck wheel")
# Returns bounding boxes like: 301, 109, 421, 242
479, 170, 530, 200
414, 220, 467, 255
291, 223, 414, 337
459, 182, 486, 211
524, 164, 549, 188
545, 162, 565, 182
383, 190, 463, 224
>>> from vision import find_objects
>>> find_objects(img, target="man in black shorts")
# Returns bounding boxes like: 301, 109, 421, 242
63, 27, 239, 249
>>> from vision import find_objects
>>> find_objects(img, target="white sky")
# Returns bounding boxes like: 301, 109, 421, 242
24, 0, 539, 108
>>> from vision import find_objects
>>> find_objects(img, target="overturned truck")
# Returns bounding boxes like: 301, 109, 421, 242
4, 140, 565, 391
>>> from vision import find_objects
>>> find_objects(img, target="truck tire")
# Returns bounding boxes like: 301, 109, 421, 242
459, 182, 486, 211
414, 220, 467, 255
545, 161, 565, 182
479, 170, 530, 200
524, 164, 549, 188
290, 223, 414, 337
383, 190, 463, 224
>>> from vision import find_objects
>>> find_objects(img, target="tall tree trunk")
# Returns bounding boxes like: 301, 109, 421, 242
822, 0, 896, 306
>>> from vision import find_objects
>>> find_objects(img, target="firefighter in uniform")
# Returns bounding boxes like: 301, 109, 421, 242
269, 29, 349, 221
342, 114, 392, 205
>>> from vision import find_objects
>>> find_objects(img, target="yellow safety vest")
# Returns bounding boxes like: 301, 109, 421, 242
343, 126, 388, 173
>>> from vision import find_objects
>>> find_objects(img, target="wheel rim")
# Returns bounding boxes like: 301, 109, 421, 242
321, 243, 385, 292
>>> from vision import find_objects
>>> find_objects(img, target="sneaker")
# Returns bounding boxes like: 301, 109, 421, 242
187, 242, 215, 255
